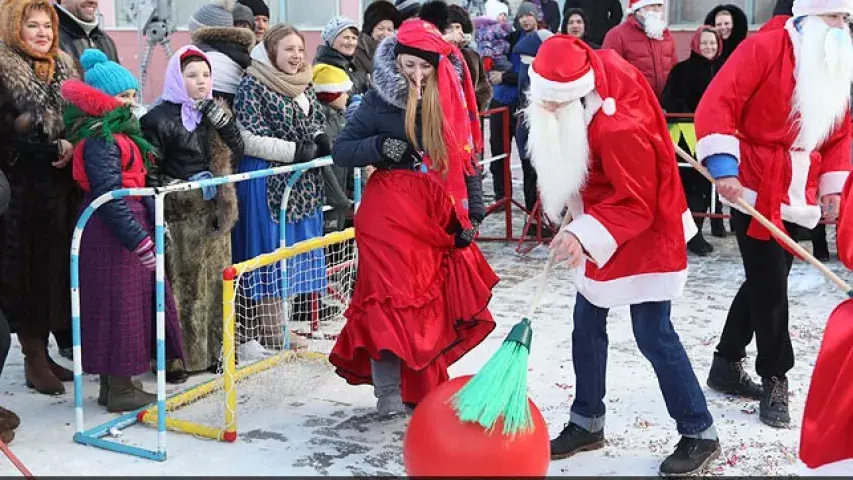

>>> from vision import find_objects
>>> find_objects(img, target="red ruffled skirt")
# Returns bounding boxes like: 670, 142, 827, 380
329, 170, 498, 404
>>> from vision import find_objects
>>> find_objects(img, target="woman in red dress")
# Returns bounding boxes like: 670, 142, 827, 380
329, 18, 498, 419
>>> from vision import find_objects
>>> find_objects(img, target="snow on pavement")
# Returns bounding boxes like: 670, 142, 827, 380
0, 208, 848, 476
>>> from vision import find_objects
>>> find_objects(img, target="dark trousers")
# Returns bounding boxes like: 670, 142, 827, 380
570, 294, 714, 436
678, 144, 725, 233
515, 116, 540, 212
715, 210, 796, 379
0, 308, 9, 378
488, 98, 518, 200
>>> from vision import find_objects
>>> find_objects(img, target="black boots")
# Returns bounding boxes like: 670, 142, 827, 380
759, 376, 790, 428
659, 437, 722, 476
549, 423, 605, 460
707, 353, 762, 400
687, 233, 714, 256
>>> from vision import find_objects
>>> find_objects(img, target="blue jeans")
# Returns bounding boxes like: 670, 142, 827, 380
570, 294, 715, 437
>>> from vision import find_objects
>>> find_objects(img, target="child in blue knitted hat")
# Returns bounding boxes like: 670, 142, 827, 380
61, 49, 186, 412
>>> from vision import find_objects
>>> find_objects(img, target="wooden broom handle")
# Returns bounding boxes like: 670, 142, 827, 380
525, 207, 577, 318
673, 143, 853, 295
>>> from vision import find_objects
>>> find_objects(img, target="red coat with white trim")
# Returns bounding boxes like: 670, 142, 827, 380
694, 20, 852, 233
565, 50, 696, 309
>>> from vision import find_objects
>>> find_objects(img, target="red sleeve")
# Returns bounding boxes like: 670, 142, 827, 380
694, 35, 773, 162
817, 114, 852, 197
565, 125, 657, 266
601, 27, 622, 56
838, 174, 853, 269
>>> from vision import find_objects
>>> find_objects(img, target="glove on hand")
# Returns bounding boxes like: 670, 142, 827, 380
454, 220, 480, 249
381, 138, 422, 165
134, 237, 157, 271
195, 99, 231, 130
293, 140, 319, 163
314, 133, 332, 158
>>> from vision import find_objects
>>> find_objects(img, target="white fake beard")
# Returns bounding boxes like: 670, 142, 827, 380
640, 12, 667, 40
792, 16, 853, 152
523, 99, 590, 222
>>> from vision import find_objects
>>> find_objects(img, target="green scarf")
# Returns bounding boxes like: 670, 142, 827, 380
64, 104, 157, 171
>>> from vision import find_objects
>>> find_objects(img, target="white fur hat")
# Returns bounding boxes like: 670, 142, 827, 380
793, 0, 853, 16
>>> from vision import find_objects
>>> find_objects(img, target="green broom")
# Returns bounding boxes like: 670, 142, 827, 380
451, 208, 576, 436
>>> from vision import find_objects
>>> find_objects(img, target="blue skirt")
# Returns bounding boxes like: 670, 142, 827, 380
232, 156, 327, 300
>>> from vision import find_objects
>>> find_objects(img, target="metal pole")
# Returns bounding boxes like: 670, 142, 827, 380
154, 193, 167, 456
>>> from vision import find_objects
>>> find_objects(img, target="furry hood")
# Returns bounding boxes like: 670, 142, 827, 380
372, 34, 464, 109
704, 4, 748, 50
191, 26, 256, 51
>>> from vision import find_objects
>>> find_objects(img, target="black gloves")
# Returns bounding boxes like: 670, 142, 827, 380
293, 140, 319, 163
381, 137, 423, 165
195, 99, 232, 130
315, 133, 332, 158
454, 220, 481, 249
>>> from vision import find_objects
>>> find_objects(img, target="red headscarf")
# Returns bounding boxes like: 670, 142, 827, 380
689, 26, 723, 60
396, 19, 483, 229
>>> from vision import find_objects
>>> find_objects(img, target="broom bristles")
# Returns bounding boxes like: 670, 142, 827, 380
450, 321, 533, 435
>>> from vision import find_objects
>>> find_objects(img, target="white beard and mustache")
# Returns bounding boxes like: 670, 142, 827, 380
791, 15, 853, 152
639, 11, 667, 41
523, 99, 590, 222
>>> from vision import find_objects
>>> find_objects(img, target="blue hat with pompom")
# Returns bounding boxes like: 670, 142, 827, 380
79, 49, 139, 97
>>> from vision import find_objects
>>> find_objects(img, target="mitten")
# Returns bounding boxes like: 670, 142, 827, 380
293, 140, 319, 163
195, 99, 231, 130
134, 237, 156, 271
381, 137, 422, 165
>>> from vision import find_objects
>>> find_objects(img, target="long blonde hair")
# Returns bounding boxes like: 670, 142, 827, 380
403, 72, 448, 173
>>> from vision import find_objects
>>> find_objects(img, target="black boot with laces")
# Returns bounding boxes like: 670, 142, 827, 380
707, 353, 762, 400
760, 376, 790, 428
659, 436, 721, 476
549, 422, 605, 460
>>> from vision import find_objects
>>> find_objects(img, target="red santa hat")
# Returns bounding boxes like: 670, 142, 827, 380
792, 0, 853, 16
529, 34, 616, 116
799, 299, 853, 469
627, 0, 665, 13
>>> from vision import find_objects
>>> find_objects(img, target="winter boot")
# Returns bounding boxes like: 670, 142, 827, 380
710, 219, 727, 238
759, 376, 790, 428
18, 333, 64, 395
0, 406, 20, 432
550, 422, 605, 460
106, 375, 156, 413
659, 437, 721, 476
687, 234, 714, 256
99, 375, 146, 407
813, 238, 830, 262
371, 352, 406, 420
706, 353, 763, 400
0, 428, 13, 445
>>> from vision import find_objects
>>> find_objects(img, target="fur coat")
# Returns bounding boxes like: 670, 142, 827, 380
0, 40, 78, 335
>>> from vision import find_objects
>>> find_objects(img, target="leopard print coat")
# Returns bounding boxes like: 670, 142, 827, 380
234, 74, 326, 224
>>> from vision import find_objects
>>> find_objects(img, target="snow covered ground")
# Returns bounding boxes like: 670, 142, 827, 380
1, 178, 849, 476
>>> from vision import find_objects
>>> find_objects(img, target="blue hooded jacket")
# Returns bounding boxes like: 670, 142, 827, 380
513, 29, 553, 158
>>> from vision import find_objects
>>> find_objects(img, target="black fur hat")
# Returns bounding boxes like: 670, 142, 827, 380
363, 1, 403, 37
418, 0, 449, 32
446, 4, 473, 34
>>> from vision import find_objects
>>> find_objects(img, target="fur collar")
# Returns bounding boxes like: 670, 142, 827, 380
372, 35, 465, 109
191, 26, 255, 51
60, 78, 121, 117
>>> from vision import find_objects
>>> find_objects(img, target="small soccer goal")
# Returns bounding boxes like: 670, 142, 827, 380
138, 228, 357, 442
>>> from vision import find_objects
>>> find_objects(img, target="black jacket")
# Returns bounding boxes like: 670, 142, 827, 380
0, 170, 8, 217
54, 5, 119, 65
562, 0, 623, 46
541, 0, 561, 33
313, 45, 371, 96
140, 102, 243, 183
661, 54, 719, 114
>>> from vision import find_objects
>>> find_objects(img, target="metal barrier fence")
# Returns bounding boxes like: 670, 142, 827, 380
69, 158, 351, 461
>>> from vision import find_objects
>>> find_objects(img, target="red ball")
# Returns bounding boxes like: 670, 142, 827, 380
403, 375, 551, 476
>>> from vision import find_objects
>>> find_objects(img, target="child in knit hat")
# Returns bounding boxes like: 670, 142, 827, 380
313, 63, 355, 233
474, 2, 514, 72
60, 48, 186, 412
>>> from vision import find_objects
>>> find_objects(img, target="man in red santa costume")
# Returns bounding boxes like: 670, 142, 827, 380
694, 0, 852, 429
525, 35, 719, 476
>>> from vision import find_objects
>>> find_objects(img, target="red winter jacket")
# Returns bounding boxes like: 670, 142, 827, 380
601, 15, 677, 100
